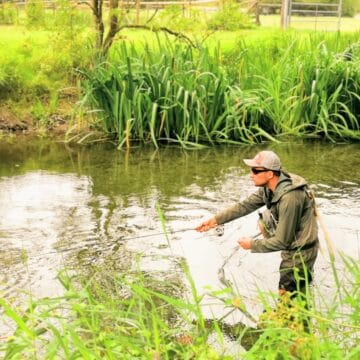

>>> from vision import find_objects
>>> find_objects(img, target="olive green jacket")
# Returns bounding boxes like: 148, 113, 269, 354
214, 172, 318, 253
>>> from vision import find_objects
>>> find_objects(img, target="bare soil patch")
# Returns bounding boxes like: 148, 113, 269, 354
0, 105, 30, 132
0, 95, 77, 136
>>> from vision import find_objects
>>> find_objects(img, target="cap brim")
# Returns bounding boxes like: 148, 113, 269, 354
243, 159, 257, 167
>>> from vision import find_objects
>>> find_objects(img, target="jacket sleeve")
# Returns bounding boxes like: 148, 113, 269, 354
215, 189, 265, 225
250, 190, 304, 253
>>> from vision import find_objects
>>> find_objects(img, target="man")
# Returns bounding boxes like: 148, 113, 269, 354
196, 150, 319, 298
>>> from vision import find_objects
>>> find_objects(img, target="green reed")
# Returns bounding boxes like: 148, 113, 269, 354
0, 265, 229, 359
1, 251, 359, 358
80, 32, 360, 147
224, 32, 360, 142
80, 36, 229, 148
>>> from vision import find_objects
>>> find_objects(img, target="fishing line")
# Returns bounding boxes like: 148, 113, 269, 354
0, 227, 204, 260
217, 232, 261, 289
218, 232, 260, 325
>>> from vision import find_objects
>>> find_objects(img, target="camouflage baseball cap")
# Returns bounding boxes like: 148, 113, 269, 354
243, 150, 281, 171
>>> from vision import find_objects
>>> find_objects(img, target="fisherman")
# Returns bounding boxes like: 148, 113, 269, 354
195, 150, 319, 301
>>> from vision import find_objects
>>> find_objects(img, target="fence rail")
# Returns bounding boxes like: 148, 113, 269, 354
3, 0, 220, 6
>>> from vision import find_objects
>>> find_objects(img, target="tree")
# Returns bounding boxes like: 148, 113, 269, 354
85, 0, 196, 55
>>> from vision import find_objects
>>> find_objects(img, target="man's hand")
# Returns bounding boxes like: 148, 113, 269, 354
238, 237, 252, 250
195, 217, 217, 232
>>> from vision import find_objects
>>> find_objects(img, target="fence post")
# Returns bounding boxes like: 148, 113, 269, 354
281, 0, 290, 29
136, 0, 140, 25
337, 0, 343, 31
254, 1, 260, 26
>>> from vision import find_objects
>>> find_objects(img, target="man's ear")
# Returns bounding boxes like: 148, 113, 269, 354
267, 171, 275, 179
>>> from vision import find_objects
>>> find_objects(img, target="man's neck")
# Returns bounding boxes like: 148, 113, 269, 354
267, 176, 279, 192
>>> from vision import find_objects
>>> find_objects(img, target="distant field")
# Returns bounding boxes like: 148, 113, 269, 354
1, 14, 359, 48
260, 14, 360, 32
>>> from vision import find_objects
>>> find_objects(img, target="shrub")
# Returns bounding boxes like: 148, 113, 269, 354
207, 2, 253, 31
155, 5, 204, 32
25, 0, 46, 28
0, 3, 18, 25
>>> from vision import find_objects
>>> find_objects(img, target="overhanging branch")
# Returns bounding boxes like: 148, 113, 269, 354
103, 24, 197, 54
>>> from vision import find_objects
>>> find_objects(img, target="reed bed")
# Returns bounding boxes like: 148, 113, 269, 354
80, 32, 360, 147
226, 33, 360, 143
80, 37, 230, 148
1, 254, 359, 358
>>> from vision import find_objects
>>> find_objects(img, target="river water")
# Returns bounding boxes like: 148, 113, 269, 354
0, 137, 359, 336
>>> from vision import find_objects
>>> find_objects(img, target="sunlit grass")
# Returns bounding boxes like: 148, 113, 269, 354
0, 253, 359, 358
80, 31, 360, 147
0, 25, 50, 45
2, 14, 360, 51
1, 14, 360, 143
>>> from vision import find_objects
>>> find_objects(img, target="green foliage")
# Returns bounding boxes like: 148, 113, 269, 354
0, 268, 225, 359
0, 3, 18, 25
207, 2, 253, 31
222, 32, 360, 142
25, 0, 46, 28
81, 37, 230, 148
0, 2, 93, 110
48, 0, 92, 32
81, 33, 360, 147
154, 5, 205, 32
31, 92, 59, 127
0, 254, 359, 358
0, 32, 88, 102
1, 7, 360, 143
0, 40, 44, 100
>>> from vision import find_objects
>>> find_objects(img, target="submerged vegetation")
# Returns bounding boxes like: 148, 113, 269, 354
0, 254, 359, 358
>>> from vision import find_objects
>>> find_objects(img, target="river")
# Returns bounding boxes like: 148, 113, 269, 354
0, 137, 359, 336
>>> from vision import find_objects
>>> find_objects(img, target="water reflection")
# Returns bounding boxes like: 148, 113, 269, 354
0, 171, 93, 299
0, 138, 359, 333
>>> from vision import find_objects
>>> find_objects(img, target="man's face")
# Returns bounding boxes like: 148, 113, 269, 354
250, 168, 273, 187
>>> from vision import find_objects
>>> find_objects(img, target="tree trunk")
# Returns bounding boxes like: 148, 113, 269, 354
103, 0, 120, 54
92, 0, 105, 49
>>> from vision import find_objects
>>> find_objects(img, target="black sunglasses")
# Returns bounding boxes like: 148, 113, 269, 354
251, 168, 270, 175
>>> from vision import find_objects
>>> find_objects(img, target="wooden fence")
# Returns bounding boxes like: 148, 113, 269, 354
3, 0, 221, 9
0, 1, 284, 27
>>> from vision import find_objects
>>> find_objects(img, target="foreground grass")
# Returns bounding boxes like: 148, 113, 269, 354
0, 254, 359, 359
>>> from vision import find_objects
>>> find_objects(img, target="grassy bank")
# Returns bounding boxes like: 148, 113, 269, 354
1, 14, 360, 143
81, 31, 360, 147
1, 255, 359, 358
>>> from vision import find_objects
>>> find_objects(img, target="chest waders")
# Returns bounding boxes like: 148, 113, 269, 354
260, 186, 318, 295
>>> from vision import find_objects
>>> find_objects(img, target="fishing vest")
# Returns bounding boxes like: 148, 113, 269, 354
258, 177, 316, 239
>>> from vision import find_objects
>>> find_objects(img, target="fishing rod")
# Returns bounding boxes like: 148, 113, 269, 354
117, 227, 196, 241
0, 227, 194, 258
1, 225, 225, 260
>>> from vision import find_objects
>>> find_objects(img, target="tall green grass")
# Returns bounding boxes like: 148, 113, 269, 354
1, 254, 359, 358
226, 33, 360, 142
80, 33, 360, 147
0, 265, 231, 359
80, 37, 231, 148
